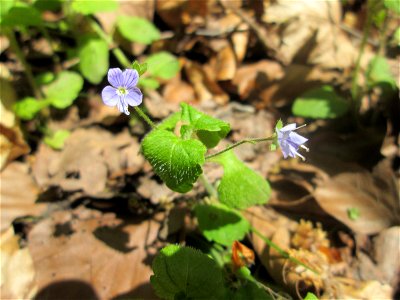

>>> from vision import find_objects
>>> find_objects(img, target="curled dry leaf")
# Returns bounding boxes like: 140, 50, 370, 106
0, 162, 44, 231
28, 206, 163, 299
0, 78, 30, 170
32, 127, 144, 197
1, 227, 37, 299
262, 0, 357, 68
314, 171, 398, 235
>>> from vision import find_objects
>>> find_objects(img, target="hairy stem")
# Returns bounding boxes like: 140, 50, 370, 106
198, 174, 218, 199
133, 106, 157, 129
6, 29, 42, 99
205, 136, 274, 160
250, 226, 319, 275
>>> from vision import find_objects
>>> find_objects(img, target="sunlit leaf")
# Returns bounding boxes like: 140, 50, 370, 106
13, 97, 49, 120
210, 150, 270, 209
1, 3, 42, 27
195, 203, 250, 246
141, 129, 206, 193
43, 71, 84, 109
71, 0, 118, 15
146, 52, 180, 80
117, 16, 160, 45
292, 85, 349, 119
44, 130, 70, 150
78, 35, 109, 84
151, 245, 225, 300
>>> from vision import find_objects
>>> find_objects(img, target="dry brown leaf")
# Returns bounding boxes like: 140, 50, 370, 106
213, 44, 237, 81
314, 171, 397, 235
32, 127, 144, 197
1, 227, 37, 298
0, 78, 30, 170
0, 162, 44, 231
28, 206, 162, 299
162, 76, 196, 105
137, 175, 176, 205
262, 0, 357, 68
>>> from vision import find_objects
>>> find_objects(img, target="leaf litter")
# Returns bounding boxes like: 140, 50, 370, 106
1, 0, 399, 298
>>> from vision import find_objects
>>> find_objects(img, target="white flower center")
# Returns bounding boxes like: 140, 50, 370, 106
116, 87, 129, 96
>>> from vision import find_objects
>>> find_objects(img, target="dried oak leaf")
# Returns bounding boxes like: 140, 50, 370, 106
262, 0, 357, 68
0, 162, 44, 231
28, 207, 162, 299
0, 78, 30, 170
1, 227, 37, 299
32, 127, 144, 197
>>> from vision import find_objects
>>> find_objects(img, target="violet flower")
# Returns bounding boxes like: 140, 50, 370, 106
101, 68, 143, 115
276, 123, 309, 160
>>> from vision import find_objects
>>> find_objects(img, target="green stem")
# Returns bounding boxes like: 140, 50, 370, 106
205, 136, 274, 160
133, 106, 157, 129
351, 0, 374, 102
88, 18, 131, 68
198, 174, 218, 198
250, 226, 320, 275
6, 29, 42, 99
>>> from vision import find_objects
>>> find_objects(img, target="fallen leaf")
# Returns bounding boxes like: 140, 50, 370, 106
28, 206, 163, 299
0, 162, 44, 231
1, 227, 37, 298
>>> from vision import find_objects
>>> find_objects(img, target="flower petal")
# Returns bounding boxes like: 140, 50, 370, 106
289, 132, 308, 145
122, 69, 139, 89
126, 87, 143, 107
116, 97, 130, 115
101, 86, 119, 106
108, 68, 124, 88
280, 123, 297, 132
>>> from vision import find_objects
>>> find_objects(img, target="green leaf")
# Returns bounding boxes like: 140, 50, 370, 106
117, 16, 160, 45
43, 71, 84, 109
384, 0, 400, 14
13, 97, 49, 120
138, 77, 160, 90
157, 112, 181, 131
292, 85, 350, 119
232, 280, 273, 300
71, 0, 118, 15
195, 203, 250, 246
270, 119, 281, 151
0, 0, 14, 23
1, 3, 42, 27
132, 61, 148, 76
366, 56, 397, 88
141, 129, 207, 193
44, 130, 70, 150
146, 52, 180, 80
180, 103, 230, 148
210, 150, 270, 209
151, 245, 225, 300
78, 35, 109, 84
33, 0, 62, 12
35, 72, 55, 86
393, 27, 400, 46
304, 292, 319, 300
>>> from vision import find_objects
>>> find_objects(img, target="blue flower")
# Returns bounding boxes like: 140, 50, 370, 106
101, 68, 143, 115
276, 123, 309, 160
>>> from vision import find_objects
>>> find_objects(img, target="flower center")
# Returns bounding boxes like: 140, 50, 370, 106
116, 87, 128, 96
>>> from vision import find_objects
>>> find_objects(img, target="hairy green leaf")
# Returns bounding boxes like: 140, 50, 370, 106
195, 203, 250, 246
44, 71, 84, 109
141, 129, 206, 193
210, 150, 270, 209
151, 245, 225, 300
180, 103, 230, 148
78, 35, 109, 84
292, 85, 349, 119
132, 61, 148, 76
71, 0, 117, 15
117, 16, 160, 44
44, 130, 70, 150
146, 52, 180, 80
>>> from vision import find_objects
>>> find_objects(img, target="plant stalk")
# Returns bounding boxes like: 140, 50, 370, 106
250, 226, 319, 275
133, 106, 157, 129
6, 29, 42, 99
198, 174, 218, 199
205, 136, 274, 160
